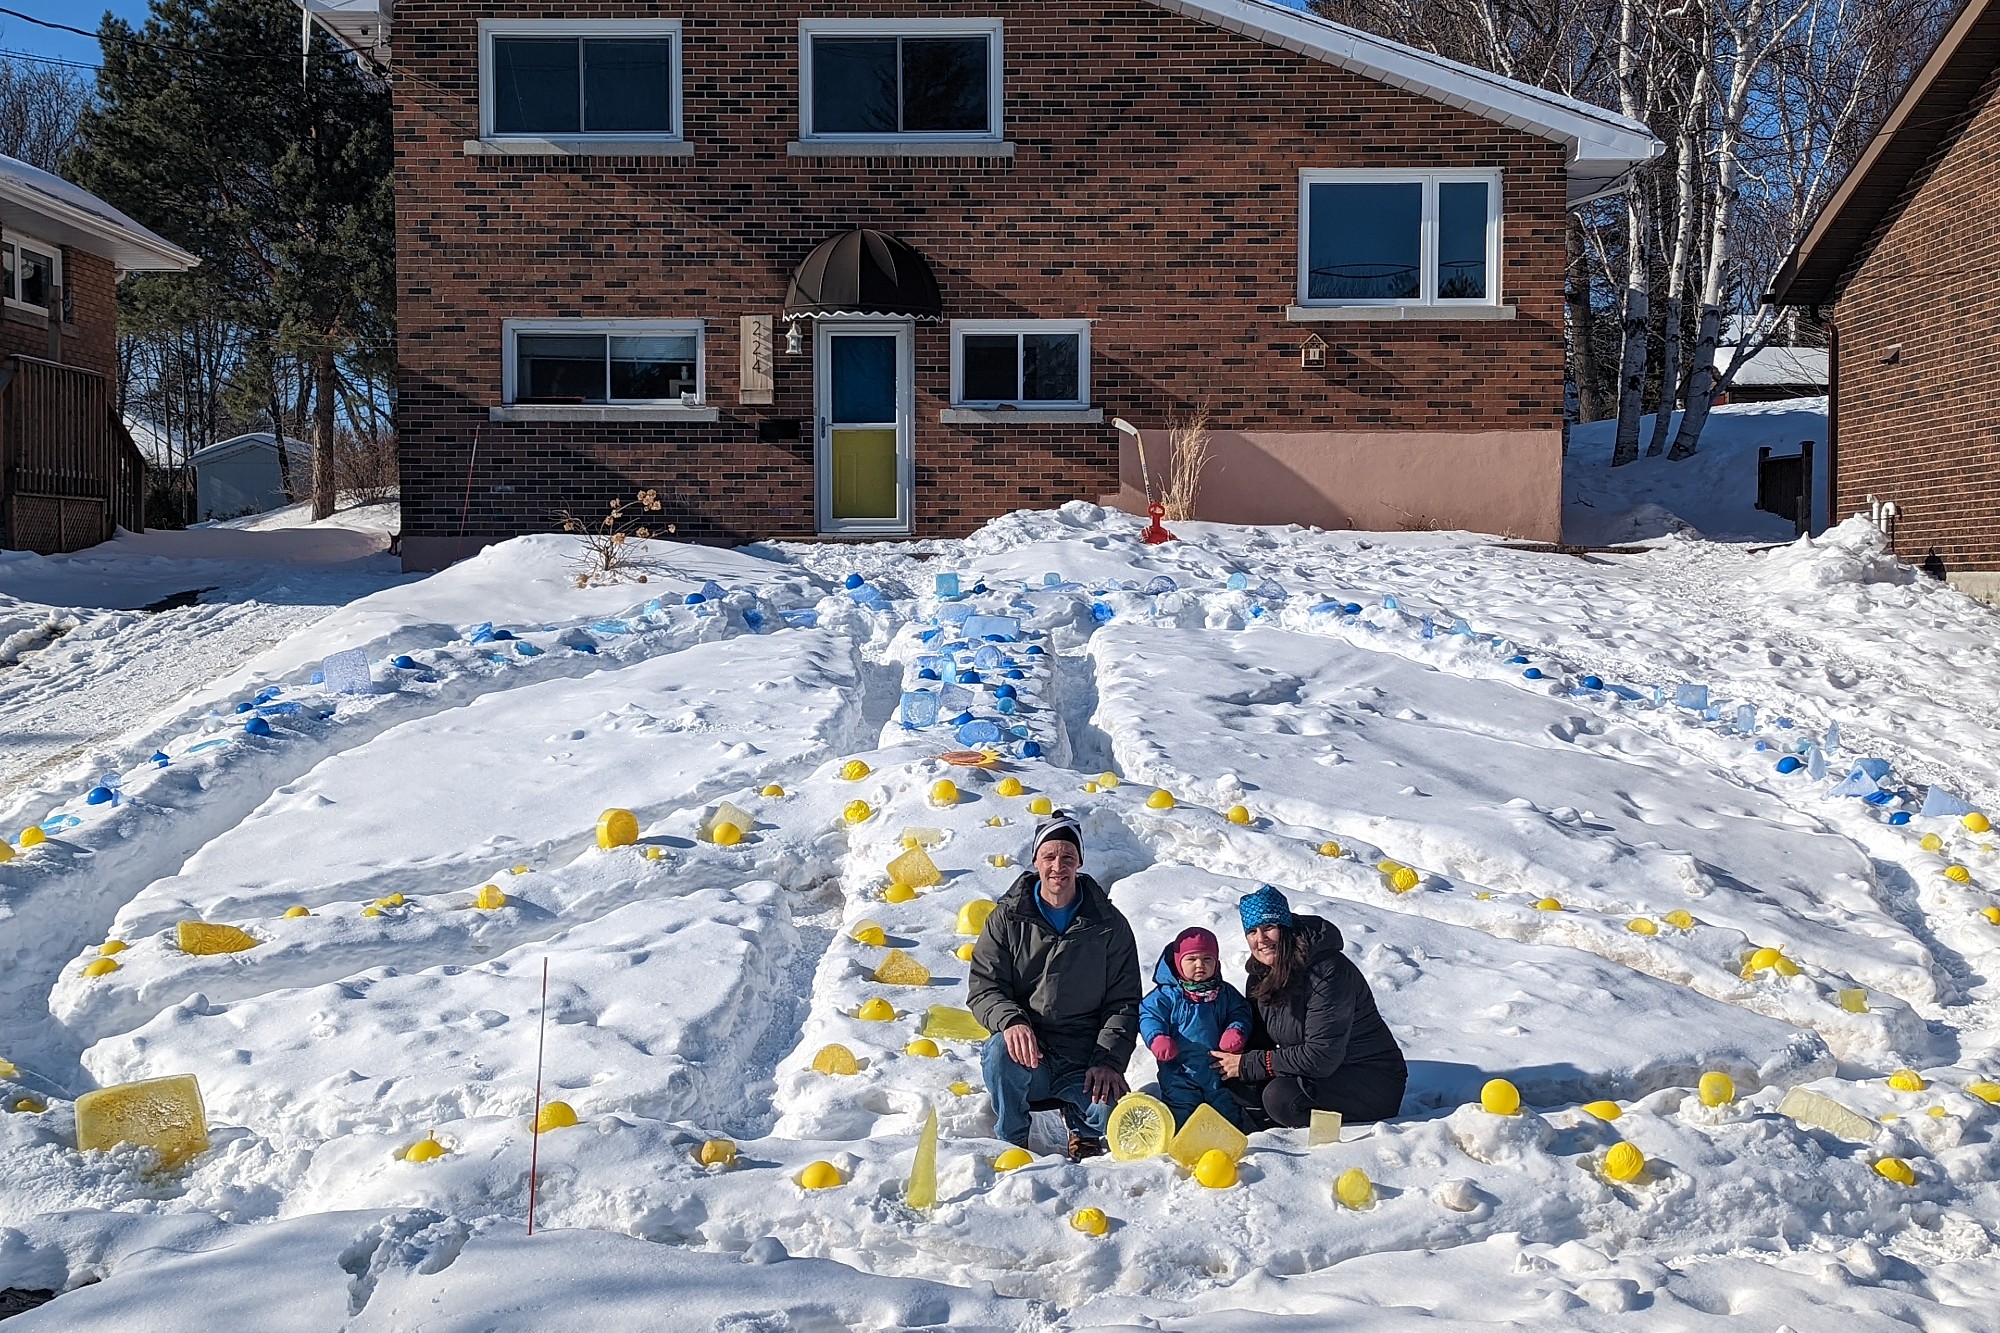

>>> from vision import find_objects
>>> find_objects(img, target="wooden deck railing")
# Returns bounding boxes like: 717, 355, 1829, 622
1, 354, 146, 550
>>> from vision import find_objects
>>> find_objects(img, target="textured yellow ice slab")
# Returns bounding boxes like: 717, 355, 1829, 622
176, 922, 257, 955
886, 845, 942, 890
1168, 1101, 1249, 1168
76, 1074, 209, 1168
919, 1006, 990, 1042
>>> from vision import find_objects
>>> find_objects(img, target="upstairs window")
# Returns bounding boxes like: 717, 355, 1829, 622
1299, 171, 1501, 306
481, 21, 681, 140
801, 21, 1002, 139
952, 321, 1089, 408
504, 321, 704, 405
3, 234, 59, 315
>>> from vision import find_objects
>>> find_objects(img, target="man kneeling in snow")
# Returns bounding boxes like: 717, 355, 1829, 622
968, 814, 1141, 1162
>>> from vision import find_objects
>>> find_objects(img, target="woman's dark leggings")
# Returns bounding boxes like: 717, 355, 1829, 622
1230, 1062, 1407, 1127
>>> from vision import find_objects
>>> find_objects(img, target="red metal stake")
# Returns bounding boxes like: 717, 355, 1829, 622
527, 957, 549, 1236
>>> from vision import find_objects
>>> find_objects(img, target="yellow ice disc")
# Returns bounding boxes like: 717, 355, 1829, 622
1698, 1071, 1736, 1107
1318, 841, 1341, 858
1098, 772, 1120, 788
1194, 1148, 1238, 1188
284, 906, 311, 918
954, 942, 975, 962
19, 827, 45, 848
1920, 833, 1944, 852
996, 777, 1024, 797
403, 1137, 446, 1163
1071, 1207, 1109, 1236
712, 822, 743, 846
1627, 917, 1657, 936
643, 846, 664, 861
534, 1101, 579, 1133
1083, 782, 1099, 793
1944, 865, 1972, 883
97, 940, 128, 956
376, 894, 405, 908
843, 800, 873, 825
1663, 910, 1695, 930
1334, 1166, 1374, 1209
1533, 897, 1562, 912
698, 1139, 737, 1167
1888, 1069, 1927, 1092
595, 808, 638, 849
1105, 1093, 1174, 1161
857, 998, 896, 1021
1747, 947, 1782, 972
1984, 906, 2000, 925
989, 853, 1011, 868
1603, 1142, 1645, 1182
1873, 1156, 1916, 1186
949, 1080, 972, 1096
1028, 796, 1054, 816
904, 1038, 940, 1058
1390, 867, 1420, 893
761, 784, 785, 798
850, 921, 887, 946
1965, 813, 1992, 833
956, 900, 996, 935
82, 958, 119, 978
883, 883, 918, 904
930, 779, 959, 807
811, 1044, 859, 1075
1146, 790, 1175, 810
1225, 805, 1251, 825
1581, 1100, 1622, 1121
12, 1097, 46, 1114
1965, 1081, 2000, 1104
475, 885, 507, 910
840, 760, 870, 782
993, 1148, 1034, 1172
798, 1160, 843, 1189
362, 906, 380, 918
1479, 1079, 1521, 1116
510, 864, 530, 876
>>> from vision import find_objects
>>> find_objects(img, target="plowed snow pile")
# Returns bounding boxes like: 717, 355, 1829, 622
3, 503, 1999, 1330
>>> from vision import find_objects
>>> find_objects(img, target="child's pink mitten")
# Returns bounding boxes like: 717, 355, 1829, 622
1148, 1034, 1179, 1062
1218, 1027, 1247, 1053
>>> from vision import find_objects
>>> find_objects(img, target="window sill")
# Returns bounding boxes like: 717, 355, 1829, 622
941, 407, 1103, 424
464, 138, 693, 158
491, 404, 719, 423
789, 139, 1014, 158
1285, 304, 1518, 322
2, 304, 49, 328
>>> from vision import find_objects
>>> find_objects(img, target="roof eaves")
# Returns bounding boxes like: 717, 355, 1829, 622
0, 171, 198, 273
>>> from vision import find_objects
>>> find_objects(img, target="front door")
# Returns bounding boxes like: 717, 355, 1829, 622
816, 321, 912, 535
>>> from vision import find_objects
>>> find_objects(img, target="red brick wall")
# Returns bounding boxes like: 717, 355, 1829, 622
0, 247, 118, 382
1832, 63, 2000, 575
394, 1, 1570, 546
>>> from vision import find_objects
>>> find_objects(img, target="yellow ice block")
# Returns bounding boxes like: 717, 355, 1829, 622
1167, 1102, 1249, 1169
872, 949, 931, 986
176, 922, 257, 956
703, 801, 754, 843
1307, 1108, 1344, 1145
75, 1074, 209, 1169
887, 845, 943, 890
1777, 1086, 1877, 1142
906, 1107, 939, 1210
920, 1006, 990, 1042
1106, 1092, 1173, 1161
596, 808, 639, 848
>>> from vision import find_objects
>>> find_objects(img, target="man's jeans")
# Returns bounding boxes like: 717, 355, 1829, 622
981, 1033, 1114, 1147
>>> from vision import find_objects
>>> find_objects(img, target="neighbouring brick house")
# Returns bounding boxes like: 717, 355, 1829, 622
314, 0, 1656, 568
1769, 0, 2000, 603
0, 155, 195, 552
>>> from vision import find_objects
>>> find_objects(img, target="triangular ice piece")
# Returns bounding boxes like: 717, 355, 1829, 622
886, 846, 942, 890
873, 949, 931, 986
1168, 1101, 1249, 1168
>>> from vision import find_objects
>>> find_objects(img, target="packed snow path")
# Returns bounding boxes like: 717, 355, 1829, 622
2, 505, 1998, 1329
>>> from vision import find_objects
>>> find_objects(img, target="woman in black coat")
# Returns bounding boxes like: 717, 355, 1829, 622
1212, 884, 1407, 1127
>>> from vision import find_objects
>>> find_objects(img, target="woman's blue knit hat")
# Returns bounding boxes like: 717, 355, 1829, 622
1238, 884, 1293, 932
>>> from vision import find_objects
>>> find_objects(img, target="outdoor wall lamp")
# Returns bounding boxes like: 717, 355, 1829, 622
785, 318, 805, 355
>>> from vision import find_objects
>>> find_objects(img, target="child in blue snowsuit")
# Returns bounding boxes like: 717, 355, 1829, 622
1141, 926, 1255, 1130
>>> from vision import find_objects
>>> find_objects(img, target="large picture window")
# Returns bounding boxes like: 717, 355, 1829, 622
481, 21, 681, 140
3, 233, 59, 315
801, 21, 1002, 139
951, 321, 1089, 408
504, 321, 703, 405
1299, 171, 1500, 306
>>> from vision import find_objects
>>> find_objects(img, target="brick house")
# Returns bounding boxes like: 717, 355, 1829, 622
0, 155, 195, 553
315, 0, 1656, 568
1768, 0, 2000, 603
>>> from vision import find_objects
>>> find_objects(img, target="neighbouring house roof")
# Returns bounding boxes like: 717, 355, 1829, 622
190, 432, 314, 467
0, 153, 197, 273
308, 0, 1658, 206
1768, 0, 2000, 306
1143, 0, 1660, 203
1717, 345, 1830, 389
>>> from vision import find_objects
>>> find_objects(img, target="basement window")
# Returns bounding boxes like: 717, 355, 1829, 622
3, 233, 60, 315
481, 21, 681, 141
800, 21, 1003, 140
504, 321, 703, 405
1298, 170, 1501, 307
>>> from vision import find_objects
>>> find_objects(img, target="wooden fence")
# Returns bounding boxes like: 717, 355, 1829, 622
1, 355, 146, 553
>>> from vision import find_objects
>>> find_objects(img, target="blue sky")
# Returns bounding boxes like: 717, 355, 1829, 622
0, 2, 155, 71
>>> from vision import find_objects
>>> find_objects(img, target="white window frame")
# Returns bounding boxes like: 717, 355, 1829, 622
502, 318, 706, 406
798, 18, 1005, 142
478, 19, 684, 143
2, 231, 61, 316
950, 319, 1091, 409
1297, 169, 1503, 308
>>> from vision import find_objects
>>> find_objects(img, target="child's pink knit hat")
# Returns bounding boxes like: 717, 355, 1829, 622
1172, 927, 1219, 968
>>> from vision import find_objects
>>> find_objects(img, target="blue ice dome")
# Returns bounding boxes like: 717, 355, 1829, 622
918, 669, 940, 681
151, 751, 170, 767
1091, 602, 1115, 624
244, 717, 274, 737
953, 711, 975, 726
1026, 644, 1046, 655
995, 684, 1018, 699
1888, 811, 1912, 825
1754, 741, 1769, 751
570, 642, 597, 654
255, 686, 282, 703
516, 641, 542, 656
1507, 655, 1529, 665
1580, 675, 1603, 690
86, 786, 115, 805
235, 702, 254, 713
974, 645, 1005, 670
1382, 595, 1400, 610
684, 592, 705, 604
844, 573, 864, 589
972, 582, 988, 594
1143, 575, 1178, 596
1776, 756, 1803, 774
1342, 603, 1361, 616
1226, 572, 1250, 590
1004, 668, 1025, 680
1523, 668, 1544, 680
960, 670, 982, 685
393, 655, 418, 670
996, 697, 1018, 714
1021, 740, 1043, 758
490, 629, 516, 641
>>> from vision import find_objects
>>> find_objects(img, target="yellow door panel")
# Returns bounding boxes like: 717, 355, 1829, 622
831, 428, 899, 520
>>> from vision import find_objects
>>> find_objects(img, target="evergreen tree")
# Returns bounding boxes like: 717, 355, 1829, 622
70, 0, 393, 519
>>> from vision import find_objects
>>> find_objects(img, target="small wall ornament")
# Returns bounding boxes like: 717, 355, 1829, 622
1300, 333, 1327, 368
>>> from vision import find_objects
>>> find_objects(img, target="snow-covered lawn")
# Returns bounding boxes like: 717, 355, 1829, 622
3, 498, 1999, 1329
